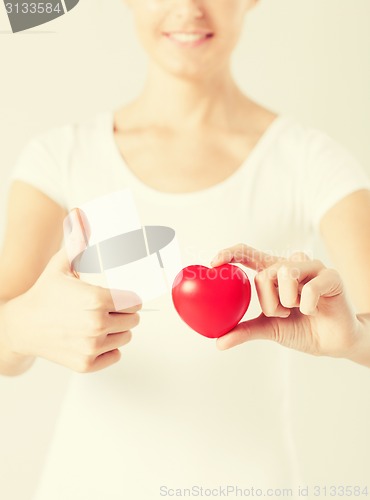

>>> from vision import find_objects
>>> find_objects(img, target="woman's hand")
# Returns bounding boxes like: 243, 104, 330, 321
3, 208, 142, 374
210, 243, 362, 360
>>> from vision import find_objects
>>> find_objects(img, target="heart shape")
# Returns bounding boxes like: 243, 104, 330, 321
171, 264, 251, 338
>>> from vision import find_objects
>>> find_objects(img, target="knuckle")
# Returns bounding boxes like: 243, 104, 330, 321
254, 271, 265, 285
325, 267, 340, 279
289, 266, 301, 280
123, 330, 133, 343
289, 251, 311, 262
86, 293, 105, 311
234, 243, 245, 254
240, 243, 248, 254
235, 243, 247, 257
87, 313, 107, 335
279, 264, 289, 273
266, 266, 278, 280
313, 258, 324, 269
263, 308, 276, 318
302, 282, 317, 297
132, 312, 141, 328
280, 297, 295, 308
299, 305, 315, 316
277, 264, 293, 279
95, 317, 107, 334
83, 337, 100, 355
74, 356, 93, 374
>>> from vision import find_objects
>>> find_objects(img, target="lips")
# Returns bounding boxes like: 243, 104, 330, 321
163, 31, 214, 47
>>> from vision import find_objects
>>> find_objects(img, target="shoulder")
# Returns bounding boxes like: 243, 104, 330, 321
275, 115, 354, 159
268, 115, 363, 171
246, 103, 314, 145
10, 110, 112, 196
22, 110, 111, 163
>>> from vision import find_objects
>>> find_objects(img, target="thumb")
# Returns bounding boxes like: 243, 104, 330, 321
49, 208, 91, 277
210, 243, 283, 273
216, 313, 279, 350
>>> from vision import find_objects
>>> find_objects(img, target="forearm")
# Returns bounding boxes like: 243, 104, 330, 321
345, 313, 370, 369
0, 299, 36, 377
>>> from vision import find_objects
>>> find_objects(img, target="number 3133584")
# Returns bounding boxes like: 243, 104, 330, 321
5, 3, 62, 14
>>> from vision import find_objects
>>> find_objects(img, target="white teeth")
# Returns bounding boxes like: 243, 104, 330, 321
168, 33, 208, 43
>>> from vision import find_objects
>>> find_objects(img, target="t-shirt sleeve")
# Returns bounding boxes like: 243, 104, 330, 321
8, 129, 70, 210
303, 129, 370, 235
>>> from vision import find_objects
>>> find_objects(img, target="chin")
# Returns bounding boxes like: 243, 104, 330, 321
165, 66, 208, 82
155, 56, 220, 82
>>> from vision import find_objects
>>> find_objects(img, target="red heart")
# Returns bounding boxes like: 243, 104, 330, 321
171, 264, 251, 338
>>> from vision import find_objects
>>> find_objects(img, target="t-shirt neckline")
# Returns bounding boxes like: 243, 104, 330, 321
102, 109, 289, 202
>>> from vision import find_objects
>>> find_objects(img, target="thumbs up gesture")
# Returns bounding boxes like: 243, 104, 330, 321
4, 208, 142, 373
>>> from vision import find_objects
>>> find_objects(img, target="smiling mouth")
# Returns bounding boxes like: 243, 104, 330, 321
163, 32, 214, 47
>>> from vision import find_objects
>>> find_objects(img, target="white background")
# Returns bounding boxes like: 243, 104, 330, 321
0, 0, 370, 498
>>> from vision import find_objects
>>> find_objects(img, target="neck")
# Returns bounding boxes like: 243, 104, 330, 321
127, 63, 251, 131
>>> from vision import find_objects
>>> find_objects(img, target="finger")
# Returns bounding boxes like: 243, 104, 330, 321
51, 208, 89, 275
63, 207, 91, 244
257, 260, 325, 316
105, 311, 140, 334
277, 251, 315, 309
108, 288, 143, 313
108, 290, 143, 312
63, 208, 91, 277
277, 264, 300, 309
284, 259, 326, 285
254, 268, 291, 317
299, 268, 343, 315
288, 251, 312, 263
89, 329, 134, 371
89, 349, 122, 372
216, 313, 278, 350
210, 243, 282, 272
96, 330, 133, 356
84, 287, 143, 313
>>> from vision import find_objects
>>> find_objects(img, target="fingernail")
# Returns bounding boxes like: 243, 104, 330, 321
63, 212, 73, 237
64, 208, 89, 246
75, 208, 90, 242
210, 256, 220, 266
216, 340, 229, 350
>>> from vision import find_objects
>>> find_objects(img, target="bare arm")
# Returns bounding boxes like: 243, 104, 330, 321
1, 181, 142, 376
209, 190, 370, 367
0, 300, 36, 375
319, 188, 370, 367
0, 180, 67, 376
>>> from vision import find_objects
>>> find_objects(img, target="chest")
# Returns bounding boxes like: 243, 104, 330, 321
113, 129, 260, 193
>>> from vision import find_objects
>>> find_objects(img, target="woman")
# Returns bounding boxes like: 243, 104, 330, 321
1, 0, 370, 498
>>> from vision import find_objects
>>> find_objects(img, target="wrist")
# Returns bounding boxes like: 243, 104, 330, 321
345, 313, 370, 369
0, 297, 36, 375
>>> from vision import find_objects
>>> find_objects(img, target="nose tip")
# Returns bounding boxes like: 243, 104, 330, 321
174, 0, 205, 19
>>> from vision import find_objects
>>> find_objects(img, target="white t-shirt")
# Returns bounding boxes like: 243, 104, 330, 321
9, 111, 370, 499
